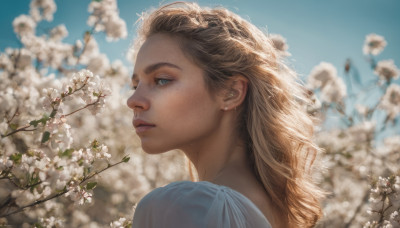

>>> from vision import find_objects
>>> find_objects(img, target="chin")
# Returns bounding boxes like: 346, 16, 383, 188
141, 143, 170, 155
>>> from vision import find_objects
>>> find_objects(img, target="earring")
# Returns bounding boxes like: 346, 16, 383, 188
224, 107, 228, 111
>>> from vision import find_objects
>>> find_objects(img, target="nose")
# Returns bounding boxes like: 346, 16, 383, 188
126, 86, 150, 114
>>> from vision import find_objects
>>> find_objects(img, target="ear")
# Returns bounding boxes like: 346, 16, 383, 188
220, 75, 248, 111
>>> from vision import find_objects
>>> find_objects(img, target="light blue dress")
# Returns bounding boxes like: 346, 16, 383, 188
132, 181, 272, 228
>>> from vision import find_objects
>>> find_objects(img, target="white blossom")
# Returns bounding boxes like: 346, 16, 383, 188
87, 0, 127, 41
308, 62, 338, 90
374, 59, 400, 82
50, 24, 68, 42
320, 76, 347, 103
71, 148, 94, 167
382, 136, 400, 156
21, 35, 74, 69
50, 123, 73, 150
108, 60, 129, 80
95, 144, 111, 160
366, 176, 400, 226
363, 33, 387, 56
87, 53, 110, 76
308, 62, 347, 103
39, 216, 63, 228
348, 121, 375, 143
79, 37, 100, 64
389, 211, 400, 227
0, 53, 13, 72
356, 104, 369, 117
269, 33, 290, 56
29, 0, 57, 22
11, 189, 36, 207
0, 156, 13, 171
10, 48, 33, 70
12, 15, 36, 37
110, 217, 129, 228
0, 88, 17, 116
380, 84, 400, 120
65, 183, 93, 205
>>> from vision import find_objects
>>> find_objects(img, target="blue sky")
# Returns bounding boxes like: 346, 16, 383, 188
1, 0, 399, 136
1, 0, 399, 80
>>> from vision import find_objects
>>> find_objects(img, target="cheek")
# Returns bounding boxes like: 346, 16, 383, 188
153, 84, 221, 147
167, 87, 217, 125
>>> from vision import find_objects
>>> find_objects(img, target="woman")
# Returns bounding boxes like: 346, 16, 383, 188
127, 2, 323, 227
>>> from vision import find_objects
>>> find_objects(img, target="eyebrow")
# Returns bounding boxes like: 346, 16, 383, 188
132, 62, 182, 81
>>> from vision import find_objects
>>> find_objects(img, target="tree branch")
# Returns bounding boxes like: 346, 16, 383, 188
344, 189, 370, 228
0, 159, 126, 218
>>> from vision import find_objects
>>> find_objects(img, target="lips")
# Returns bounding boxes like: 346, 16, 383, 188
133, 119, 156, 133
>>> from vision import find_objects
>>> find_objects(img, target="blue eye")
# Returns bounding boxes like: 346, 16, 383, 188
155, 78, 171, 86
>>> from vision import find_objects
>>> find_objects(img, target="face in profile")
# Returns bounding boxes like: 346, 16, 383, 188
127, 33, 223, 154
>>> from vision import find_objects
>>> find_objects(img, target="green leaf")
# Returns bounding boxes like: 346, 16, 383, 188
91, 139, 99, 149
86, 182, 97, 190
60, 148, 74, 158
30, 115, 50, 127
122, 156, 130, 163
68, 87, 73, 94
49, 110, 57, 118
9, 123, 18, 130
30, 120, 40, 127
34, 223, 44, 228
41, 131, 51, 143
93, 92, 99, 97
10, 153, 22, 163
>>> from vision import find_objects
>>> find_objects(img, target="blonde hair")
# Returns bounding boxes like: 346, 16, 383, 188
134, 2, 324, 227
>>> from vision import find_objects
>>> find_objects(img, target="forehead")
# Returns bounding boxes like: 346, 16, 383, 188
134, 33, 190, 72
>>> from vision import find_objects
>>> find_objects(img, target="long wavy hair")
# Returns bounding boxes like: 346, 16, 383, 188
133, 2, 324, 227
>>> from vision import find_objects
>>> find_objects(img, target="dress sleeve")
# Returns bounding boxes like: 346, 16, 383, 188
131, 181, 272, 228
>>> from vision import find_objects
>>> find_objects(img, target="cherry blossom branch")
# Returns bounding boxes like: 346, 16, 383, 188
1, 77, 92, 138
62, 95, 105, 118
344, 189, 370, 228
0, 158, 127, 218
1, 125, 37, 138
6, 108, 19, 124
76, 21, 99, 65
9, 49, 21, 78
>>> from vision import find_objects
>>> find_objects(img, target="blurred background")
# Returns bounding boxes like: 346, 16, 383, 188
1, 0, 399, 81
1, 0, 400, 227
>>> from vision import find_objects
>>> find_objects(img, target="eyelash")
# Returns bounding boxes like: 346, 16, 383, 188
131, 77, 172, 90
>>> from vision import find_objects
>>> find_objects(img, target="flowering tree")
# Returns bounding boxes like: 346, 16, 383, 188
0, 0, 188, 227
1, 1, 399, 227
302, 33, 400, 227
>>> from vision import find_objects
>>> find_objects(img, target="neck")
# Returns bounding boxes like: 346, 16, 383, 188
180, 115, 250, 182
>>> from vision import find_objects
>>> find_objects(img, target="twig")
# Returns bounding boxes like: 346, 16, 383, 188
0, 159, 125, 218
344, 189, 370, 228
6, 108, 19, 124
1, 79, 91, 138
62, 95, 105, 118
76, 21, 99, 65
1, 125, 36, 138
